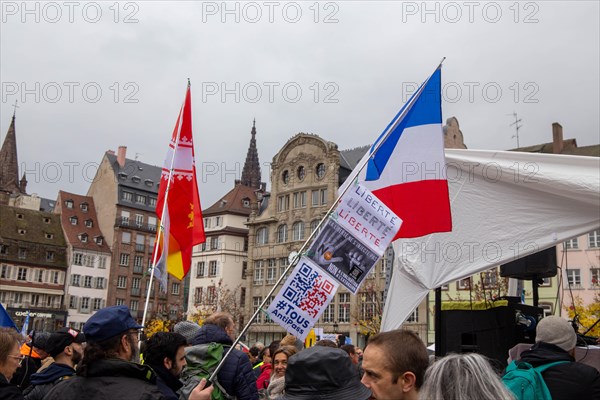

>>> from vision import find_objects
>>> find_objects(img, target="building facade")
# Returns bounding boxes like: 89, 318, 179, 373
87, 146, 185, 321
54, 191, 112, 330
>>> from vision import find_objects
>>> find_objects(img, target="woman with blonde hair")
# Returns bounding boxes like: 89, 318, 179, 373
266, 346, 297, 399
420, 353, 514, 400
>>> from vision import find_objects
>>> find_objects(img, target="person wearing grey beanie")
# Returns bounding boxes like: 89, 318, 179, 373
173, 321, 201, 345
516, 316, 600, 400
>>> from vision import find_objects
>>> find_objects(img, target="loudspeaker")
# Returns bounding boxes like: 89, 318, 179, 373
500, 246, 558, 280
439, 302, 543, 368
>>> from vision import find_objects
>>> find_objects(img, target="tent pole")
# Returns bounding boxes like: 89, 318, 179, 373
435, 287, 442, 358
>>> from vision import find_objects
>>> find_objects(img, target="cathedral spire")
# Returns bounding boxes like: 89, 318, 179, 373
0, 112, 24, 194
240, 119, 262, 189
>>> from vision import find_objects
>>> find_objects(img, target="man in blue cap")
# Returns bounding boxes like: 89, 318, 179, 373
43, 305, 212, 400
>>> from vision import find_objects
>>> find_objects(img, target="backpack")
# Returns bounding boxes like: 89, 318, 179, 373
179, 342, 236, 400
502, 360, 569, 400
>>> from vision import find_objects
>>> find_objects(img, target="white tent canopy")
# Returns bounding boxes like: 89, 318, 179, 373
381, 148, 600, 331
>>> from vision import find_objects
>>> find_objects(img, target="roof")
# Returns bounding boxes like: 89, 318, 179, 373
105, 152, 162, 193
40, 197, 56, 212
339, 145, 369, 170
203, 184, 258, 216
510, 139, 599, 158
56, 191, 112, 253
0, 204, 66, 244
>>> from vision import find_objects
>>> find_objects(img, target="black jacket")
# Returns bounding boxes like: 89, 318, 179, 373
191, 324, 258, 400
23, 362, 76, 400
146, 363, 183, 400
10, 355, 41, 390
43, 358, 165, 400
518, 342, 600, 400
0, 374, 24, 400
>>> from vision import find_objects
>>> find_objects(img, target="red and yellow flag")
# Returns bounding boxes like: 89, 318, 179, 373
153, 83, 205, 290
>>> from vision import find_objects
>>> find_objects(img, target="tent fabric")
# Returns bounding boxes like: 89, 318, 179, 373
381, 148, 600, 332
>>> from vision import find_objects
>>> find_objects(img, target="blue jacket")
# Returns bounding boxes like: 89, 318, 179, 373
23, 363, 75, 400
191, 324, 258, 400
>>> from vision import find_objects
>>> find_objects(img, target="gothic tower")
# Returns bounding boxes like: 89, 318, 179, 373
0, 113, 24, 196
240, 119, 262, 189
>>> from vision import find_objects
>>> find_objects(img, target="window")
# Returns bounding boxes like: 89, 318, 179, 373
267, 259, 277, 284
95, 277, 105, 289
70, 216, 78, 225
73, 253, 83, 265
119, 253, 130, 266
85, 219, 93, 228
207, 286, 216, 304
36, 270, 43, 282
135, 194, 146, 204
254, 260, 264, 284
242, 261, 248, 279
209, 261, 218, 277
194, 287, 204, 303
590, 268, 599, 288
45, 233, 54, 239
121, 211, 130, 225
277, 225, 288, 243
69, 295, 78, 309
18, 247, 26, 259
204, 218, 211, 229
18, 229, 26, 235
540, 277, 552, 287
122, 191, 133, 202
457, 277, 472, 290
98, 256, 107, 269
277, 195, 290, 212
316, 163, 326, 179
292, 221, 305, 241
310, 220, 320, 235
134, 255, 144, 268
71, 274, 81, 287
116, 298, 125, 306
43, 217, 51, 224
360, 292, 377, 320
16, 213, 24, 219
31, 294, 40, 306
149, 197, 157, 207
117, 276, 127, 288
46, 251, 55, 262
311, 190, 320, 207
322, 304, 334, 323
406, 308, 419, 323
80, 297, 90, 313
279, 257, 289, 277
80, 202, 88, 212
564, 238, 579, 250
84, 276, 93, 288
0, 265, 10, 279
215, 216, 222, 227
480, 269, 499, 289
148, 216, 157, 232
135, 214, 144, 227
210, 236, 220, 250
293, 191, 306, 208
282, 170, 289, 185
17, 267, 27, 281
566, 268, 581, 288
196, 261, 205, 278
320, 188, 327, 205
539, 303, 553, 317
136, 234, 145, 252
253, 296, 263, 323
122, 232, 131, 244
589, 230, 600, 248
80, 233, 88, 243
93, 298, 102, 311
130, 300, 139, 311
95, 236, 104, 245
256, 227, 268, 245
297, 165, 305, 181
338, 293, 350, 323
65, 200, 74, 208
172, 283, 180, 295
51, 271, 59, 284
0, 245, 7, 255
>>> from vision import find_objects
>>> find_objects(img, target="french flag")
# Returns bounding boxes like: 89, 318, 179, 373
356, 66, 452, 239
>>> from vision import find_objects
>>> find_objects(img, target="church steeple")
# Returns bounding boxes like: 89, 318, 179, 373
240, 119, 262, 189
0, 111, 24, 195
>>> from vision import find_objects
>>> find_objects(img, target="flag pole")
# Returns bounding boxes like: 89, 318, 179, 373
140, 81, 188, 336
210, 60, 446, 381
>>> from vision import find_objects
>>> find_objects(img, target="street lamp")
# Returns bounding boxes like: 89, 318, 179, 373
333, 321, 338, 333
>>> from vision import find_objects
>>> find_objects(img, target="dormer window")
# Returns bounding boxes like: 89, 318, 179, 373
43, 217, 51, 224
132, 176, 141, 183
144, 179, 153, 187
45, 233, 54, 239
242, 198, 250, 208
79, 233, 88, 243
85, 219, 93, 228
95, 236, 104, 245
16, 213, 24, 219
70, 216, 78, 225
118, 172, 128, 180
18, 229, 26, 235
65, 200, 74, 209
80, 203, 89, 212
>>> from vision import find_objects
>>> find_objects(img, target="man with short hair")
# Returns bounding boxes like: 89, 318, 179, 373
515, 316, 600, 400
23, 327, 85, 400
44, 305, 212, 400
190, 311, 258, 400
143, 332, 188, 400
361, 329, 429, 400
341, 344, 359, 365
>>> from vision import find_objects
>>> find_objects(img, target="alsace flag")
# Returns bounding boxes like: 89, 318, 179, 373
354, 66, 452, 239
153, 83, 206, 290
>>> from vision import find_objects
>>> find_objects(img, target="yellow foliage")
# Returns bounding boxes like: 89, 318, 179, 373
565, 295, 600, 337
144, 318, 172, 338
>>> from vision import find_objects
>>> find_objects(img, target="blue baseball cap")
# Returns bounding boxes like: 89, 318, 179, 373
83, 305, 143, 343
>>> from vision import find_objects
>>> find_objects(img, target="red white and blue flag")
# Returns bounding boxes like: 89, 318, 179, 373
352, 66, 452, 239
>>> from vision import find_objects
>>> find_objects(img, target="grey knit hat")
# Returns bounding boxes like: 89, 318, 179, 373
174, 320, 201, 344
535, 316, 577, 351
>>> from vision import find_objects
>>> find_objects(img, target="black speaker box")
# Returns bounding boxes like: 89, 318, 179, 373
500, 246, 558, 280
439, 303, 543, 368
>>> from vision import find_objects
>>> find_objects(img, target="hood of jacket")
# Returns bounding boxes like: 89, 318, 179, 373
518, 342, 574, 366
29, 362, 75, 385
191, 324, 232, 346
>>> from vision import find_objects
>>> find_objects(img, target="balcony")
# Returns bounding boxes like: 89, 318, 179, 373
115, 218, 158, 234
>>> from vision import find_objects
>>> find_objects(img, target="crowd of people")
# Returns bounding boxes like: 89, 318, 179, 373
1, 306, 599, 400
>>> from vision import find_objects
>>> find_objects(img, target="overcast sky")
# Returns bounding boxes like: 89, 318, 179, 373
1, 1, 598, 208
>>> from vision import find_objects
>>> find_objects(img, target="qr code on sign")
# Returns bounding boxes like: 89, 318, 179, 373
298, 275, 336, 318
283, 262, 319, 306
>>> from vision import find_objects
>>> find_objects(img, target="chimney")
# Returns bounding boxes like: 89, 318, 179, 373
552, 123, 563, 154
117, 146, 127, 168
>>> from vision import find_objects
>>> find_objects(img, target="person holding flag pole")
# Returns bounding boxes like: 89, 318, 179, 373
209, 58, 452, 383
